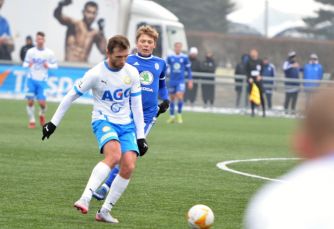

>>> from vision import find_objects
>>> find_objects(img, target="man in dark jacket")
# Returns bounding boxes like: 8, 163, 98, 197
184, 47, 201, 105
261, 57, 276, 110
201, 51, 216, 107
20, 35, 34, 62
246, 49, 265, 117
235, 54, 249, 107
283, 51, 300, 114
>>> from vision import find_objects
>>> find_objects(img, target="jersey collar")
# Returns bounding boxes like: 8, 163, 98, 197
136, 53, 153, 60
104, 60, 122, 72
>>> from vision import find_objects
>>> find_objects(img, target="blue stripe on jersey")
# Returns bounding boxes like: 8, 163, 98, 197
74, 86, 83, 96
131, 91, 141, 97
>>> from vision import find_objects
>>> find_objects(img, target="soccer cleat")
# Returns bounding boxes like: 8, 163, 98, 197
28, 122, 36, 129
39, 115, 46, 126
166, 116, 175, 124
176, 114, 183, 124
93, 185, 109, 201
95, 209, 119, 224
74, 198, 89, 214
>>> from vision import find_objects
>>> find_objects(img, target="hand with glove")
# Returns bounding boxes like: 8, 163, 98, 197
137, 138, 148, 156
97, 18, 105, 32
42, 122, 57, 140
158, 100, 170, 117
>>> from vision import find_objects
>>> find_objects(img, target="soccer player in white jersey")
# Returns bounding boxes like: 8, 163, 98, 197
245, 89, 334, 229
23, 31, 57, 128
42, 35, 148, 224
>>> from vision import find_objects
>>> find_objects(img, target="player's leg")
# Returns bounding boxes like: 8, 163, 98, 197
26, 78, 36, 128
36, 81, 47, 126
96, 127, 139, 223
175, 83, 186, 123
74, 121, 121, 214
92, 165, 120, 200
167, 85, 177, 123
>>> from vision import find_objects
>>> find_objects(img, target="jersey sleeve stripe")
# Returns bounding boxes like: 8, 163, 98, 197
160, 76, 166, 80
130, 91, 141, 97
73, 86, 83, 96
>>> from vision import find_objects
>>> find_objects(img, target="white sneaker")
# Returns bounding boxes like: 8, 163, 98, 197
74, 198, 89, 214
95, 209, 119, 224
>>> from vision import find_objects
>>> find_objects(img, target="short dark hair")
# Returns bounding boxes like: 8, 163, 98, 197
84, 1, 98, 10
107, 35, 130, 54
36, 31, 45, 37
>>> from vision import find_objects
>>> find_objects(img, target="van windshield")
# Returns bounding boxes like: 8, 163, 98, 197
167, 26, 188, 53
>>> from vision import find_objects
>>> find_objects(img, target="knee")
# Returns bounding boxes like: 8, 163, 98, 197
120, 162, 136, 178
102, 141, 122, 167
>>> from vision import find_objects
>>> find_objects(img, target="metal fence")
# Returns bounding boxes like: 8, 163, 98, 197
180, 72, 334, 116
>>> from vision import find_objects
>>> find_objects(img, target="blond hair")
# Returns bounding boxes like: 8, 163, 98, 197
136, 25, 159, 43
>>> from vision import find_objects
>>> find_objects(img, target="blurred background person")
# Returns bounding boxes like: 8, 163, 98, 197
283, 51, 300, 115
201, 50, 216, 108
234, 54, 249, 108
0, 0, 14, 60
54, 0, 106, 62
19, 35, 34, 62
245, 89, 334, 229
261, 57, 276, 110
184, 46, 201, 107
23, 32, 58, 128
303, 53, 323, 104
166, 42, 193, 124
246, 49, 265, 117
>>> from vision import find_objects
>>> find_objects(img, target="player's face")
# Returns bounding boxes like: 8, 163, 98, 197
35, 35, 45, 48
108, 47, 129, 69
174, 42, 182, 54
83, 6, 97, 25
136, 34, 156, 57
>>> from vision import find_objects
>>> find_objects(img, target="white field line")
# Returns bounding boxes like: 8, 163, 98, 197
216, 158, 300, 182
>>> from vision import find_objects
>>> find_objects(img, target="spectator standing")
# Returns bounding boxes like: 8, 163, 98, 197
20, 36, 34, 62
201, 51, 216, 108
235, 54, 249, 108
245, 49, 266, 117
261, 57, 276, 110
283, 51, 300, 115
184, 47, 201, 106
0, 0, 14, 60
303, 53, 323, 103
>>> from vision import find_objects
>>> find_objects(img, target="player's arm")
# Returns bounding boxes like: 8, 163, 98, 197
94, 19, 107, 55
130, 74, 148, 156
22, 50, 32, 68
54, 0, 75, 26
42, 72, 95, 140
45, 52, 58, 69
158, 62, 169, 115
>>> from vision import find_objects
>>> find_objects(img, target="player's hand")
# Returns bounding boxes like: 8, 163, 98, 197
137, 138, 148, 156
43, 61, 48, 69
42, 122, 57, 140
187, 80, 193, 90
97, 18, 105, 32
59, 0, 72, 6
158, 100, 170, 116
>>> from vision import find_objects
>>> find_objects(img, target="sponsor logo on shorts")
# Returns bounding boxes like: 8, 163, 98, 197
102, 126, 111, 132
100, 132, 117, 143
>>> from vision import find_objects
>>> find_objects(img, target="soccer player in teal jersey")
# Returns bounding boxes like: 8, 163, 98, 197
92, 25, 169, 200
166, 42, 193, 124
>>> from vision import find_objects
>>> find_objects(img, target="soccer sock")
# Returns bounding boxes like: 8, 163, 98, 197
105, 165, 120, 187
177, 100, 183, 114
39, 106, 47, 116
81, 161, 111, 201
101, 175, 130, 211
170, 102, 175, 116
26, 105, 35, 123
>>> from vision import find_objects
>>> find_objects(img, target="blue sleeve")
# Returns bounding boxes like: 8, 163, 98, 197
186, 57, 192, 80
158, 62, 169, 100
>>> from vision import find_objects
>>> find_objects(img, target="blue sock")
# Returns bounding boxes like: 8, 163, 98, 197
177, 100, 183, 114
170, 102, 175, 116
105, 165, 120, 187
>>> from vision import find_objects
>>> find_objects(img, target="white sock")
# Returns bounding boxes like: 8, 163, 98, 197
81, 161, 111, 201
39, 106, 47, 116
26, 105, 35, 123
102, 175, 130, 211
